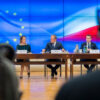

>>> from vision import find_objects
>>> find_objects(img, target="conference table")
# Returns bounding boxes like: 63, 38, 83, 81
15, 53, 69, 79
69, 53, 100, 78
15, 53, 100, 79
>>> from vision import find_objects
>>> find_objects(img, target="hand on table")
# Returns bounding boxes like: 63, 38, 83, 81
42, 49, 46, 53
62, 48, 65, 52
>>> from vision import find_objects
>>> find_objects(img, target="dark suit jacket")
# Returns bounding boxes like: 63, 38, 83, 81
55, 70, 100, 100
80, 42, 98, 50
45, 41, 64, 52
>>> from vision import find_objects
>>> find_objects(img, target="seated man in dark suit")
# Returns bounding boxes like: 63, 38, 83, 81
42, 35, 65, 78
80, 34, 98, 73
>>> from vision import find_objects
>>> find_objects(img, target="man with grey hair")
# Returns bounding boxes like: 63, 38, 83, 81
42, 35, 65, 78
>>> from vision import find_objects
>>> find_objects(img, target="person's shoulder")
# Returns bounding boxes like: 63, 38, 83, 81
26, 44, 31, 47
63, 70, 100, 89
81, 42, 86, 45
46, 42, 51, 45
56, 70, 100, 100
58, 70, 100, 93
82, 42, 86, 45
27, 44, 30, 46
91, 42, 96, 45
16, 44, 20, 47
56, 41, 62, 45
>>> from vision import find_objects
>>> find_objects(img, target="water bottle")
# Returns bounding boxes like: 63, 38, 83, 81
74, 44, 79, 53
83, 45, 87, 53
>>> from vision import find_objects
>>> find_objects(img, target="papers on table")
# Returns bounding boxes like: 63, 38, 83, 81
41, 50, 68, 54
51, 50, 62, 54
77, 49, 100, 54
51, 50, 68, 54
16, 50, 27, 54
90, 50, 100, 54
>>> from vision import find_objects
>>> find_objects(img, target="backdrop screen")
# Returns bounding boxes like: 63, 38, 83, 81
0, 0, 100, 53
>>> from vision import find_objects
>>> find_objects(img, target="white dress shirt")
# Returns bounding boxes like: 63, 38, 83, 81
53, 41, 56, 48
87, 42, 91, 49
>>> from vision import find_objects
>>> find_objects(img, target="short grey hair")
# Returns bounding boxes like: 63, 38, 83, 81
51, 35, 57, 39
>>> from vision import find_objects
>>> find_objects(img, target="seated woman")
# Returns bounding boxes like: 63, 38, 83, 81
16, 36, 31, 79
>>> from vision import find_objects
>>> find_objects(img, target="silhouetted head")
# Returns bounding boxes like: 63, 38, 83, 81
0, 44, 15, 61
0, 55, 22, 100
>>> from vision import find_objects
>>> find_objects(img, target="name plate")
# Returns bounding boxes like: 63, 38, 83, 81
51, 50, 62, 54
79, 49, 82, 53
16, 50, 27, 54
90, 50, 100, 54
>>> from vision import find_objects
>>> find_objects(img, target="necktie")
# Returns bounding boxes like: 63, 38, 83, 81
88, 43, 91, 49
52, 43, 55, 48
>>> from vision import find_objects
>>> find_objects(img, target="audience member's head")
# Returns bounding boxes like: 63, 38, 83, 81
0, 44, 15, 61
55, 70, 100, 100
0, 55, 22, 100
